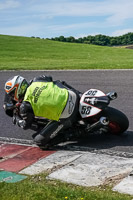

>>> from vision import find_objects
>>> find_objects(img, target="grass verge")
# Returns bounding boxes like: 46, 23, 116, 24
0, 173, 132, 200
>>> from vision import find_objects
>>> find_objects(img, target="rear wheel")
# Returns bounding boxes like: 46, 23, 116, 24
102, 106, 129, 135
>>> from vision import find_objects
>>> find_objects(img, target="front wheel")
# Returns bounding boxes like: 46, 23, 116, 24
102, 106, 129, 135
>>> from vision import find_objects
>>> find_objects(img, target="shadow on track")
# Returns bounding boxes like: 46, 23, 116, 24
72, 131, 133, 148
52, 131, 133, 155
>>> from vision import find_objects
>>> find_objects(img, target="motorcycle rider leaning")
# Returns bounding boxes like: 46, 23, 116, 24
3, 75, 80, 147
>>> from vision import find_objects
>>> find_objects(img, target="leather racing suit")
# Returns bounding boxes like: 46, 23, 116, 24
3, 75, 80, 147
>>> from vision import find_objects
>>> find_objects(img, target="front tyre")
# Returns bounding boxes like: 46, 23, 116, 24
102, 107, 129, 135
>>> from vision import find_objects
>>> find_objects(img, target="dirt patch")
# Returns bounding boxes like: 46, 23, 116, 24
126, 46, 133, 49
103, 172, 129, 186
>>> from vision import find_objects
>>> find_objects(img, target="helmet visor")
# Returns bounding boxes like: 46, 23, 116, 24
18, 79, 28, 99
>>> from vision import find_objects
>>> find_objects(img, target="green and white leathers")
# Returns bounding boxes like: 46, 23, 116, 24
24, 82, 68, 121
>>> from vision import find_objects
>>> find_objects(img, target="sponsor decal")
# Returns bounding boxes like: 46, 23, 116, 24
50, 124, 64, 139
32, 86, 46, 103
68, 95, 74, 114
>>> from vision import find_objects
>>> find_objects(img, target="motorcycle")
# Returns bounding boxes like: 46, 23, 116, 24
32, 88, 129, 146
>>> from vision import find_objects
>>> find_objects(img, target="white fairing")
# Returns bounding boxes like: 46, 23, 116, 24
79, 89, 106, 118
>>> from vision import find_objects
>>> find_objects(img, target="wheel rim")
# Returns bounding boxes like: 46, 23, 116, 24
108, 121, 121, 134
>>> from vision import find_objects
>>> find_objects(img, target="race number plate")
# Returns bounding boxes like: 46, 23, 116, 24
79, 89, 106, 118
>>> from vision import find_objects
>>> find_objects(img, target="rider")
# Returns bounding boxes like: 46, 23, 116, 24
3, 75, 80, 147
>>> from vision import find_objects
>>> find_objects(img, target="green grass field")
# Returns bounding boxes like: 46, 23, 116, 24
0, 34, 133, 70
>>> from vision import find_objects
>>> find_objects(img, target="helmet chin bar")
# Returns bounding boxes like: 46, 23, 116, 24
18, 94, 24, 102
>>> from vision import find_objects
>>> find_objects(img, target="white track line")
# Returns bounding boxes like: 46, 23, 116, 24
0, 137, 36, 146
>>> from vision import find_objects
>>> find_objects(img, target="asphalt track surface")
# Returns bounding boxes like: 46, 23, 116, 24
0, 70, 133, 155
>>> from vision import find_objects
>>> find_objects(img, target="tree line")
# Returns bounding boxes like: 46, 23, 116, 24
49, 32, 133, 46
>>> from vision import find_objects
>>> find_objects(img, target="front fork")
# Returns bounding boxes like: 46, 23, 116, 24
86, 117, 109, 132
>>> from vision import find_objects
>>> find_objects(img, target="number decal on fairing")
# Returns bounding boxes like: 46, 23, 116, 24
86, 90, 97, 96
81, 106, 92, 115
79, 89, 105, 118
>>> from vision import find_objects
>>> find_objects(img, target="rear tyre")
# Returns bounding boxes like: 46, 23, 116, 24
102, 106, 129, 135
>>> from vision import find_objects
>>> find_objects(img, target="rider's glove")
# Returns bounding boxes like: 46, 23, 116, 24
17, 120, 26, 129
12, 113, 26, 129
12, 107, 19, 125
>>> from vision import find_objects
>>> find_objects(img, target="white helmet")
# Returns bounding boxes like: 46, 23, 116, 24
5, 75, 29, 101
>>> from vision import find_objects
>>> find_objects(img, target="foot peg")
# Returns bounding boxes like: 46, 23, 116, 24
86, 117, 109, 132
